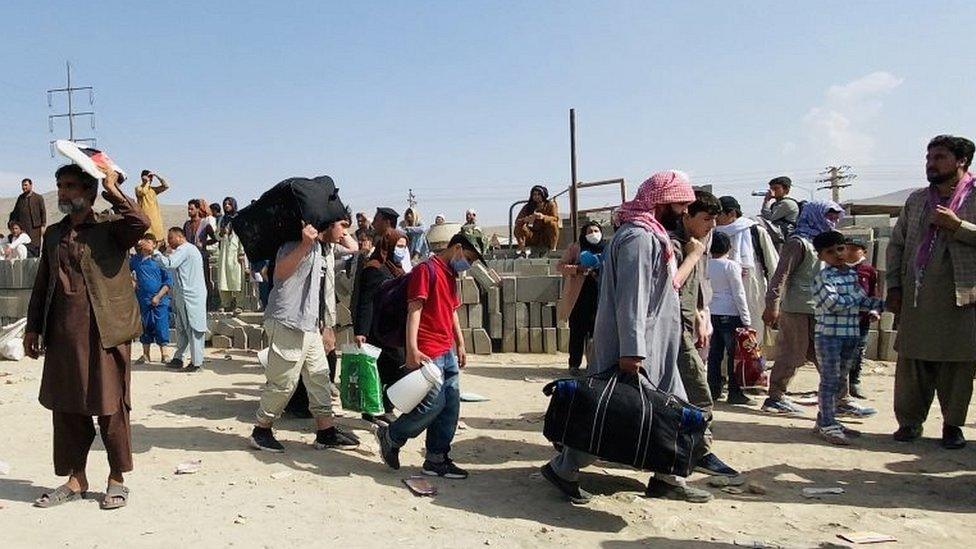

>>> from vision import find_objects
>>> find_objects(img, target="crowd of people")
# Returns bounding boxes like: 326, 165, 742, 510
12, 133, 976, 512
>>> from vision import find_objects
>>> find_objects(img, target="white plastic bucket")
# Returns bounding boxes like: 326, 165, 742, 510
257, 347, 270, 368
387, 361, 443, 413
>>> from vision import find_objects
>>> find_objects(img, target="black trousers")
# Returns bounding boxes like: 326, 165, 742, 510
568, 278, 599, 369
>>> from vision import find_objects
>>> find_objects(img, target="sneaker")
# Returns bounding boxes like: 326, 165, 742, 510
942, 425, 966, 450
694, 453, 740, 477
645, 477, 713, 503
816, 423, 850, 445
761, 397, 804, 415
726, 392, 755, 406
541, 463, 592, 504
893, 425, 923, 442
183, 364, 201, 373
422, 458, 469, 479
165, 359, 184, 370
836, 402, 878, 418
374, 425, 400, 470
314, 427, 360, 449
134, 356, 148, 365
249, 426, 284, 453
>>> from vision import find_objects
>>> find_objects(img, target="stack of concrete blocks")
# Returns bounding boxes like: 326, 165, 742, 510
0, 259, 39, 325
209, 314, 266, 351
839, 215, 899, 361
480, 258, 570, 355
456, 273, 493, 355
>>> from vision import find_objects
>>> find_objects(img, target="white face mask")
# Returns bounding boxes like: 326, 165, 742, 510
585, 232, 602, 245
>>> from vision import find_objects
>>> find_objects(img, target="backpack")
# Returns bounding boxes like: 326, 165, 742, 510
371, 261, 437, 349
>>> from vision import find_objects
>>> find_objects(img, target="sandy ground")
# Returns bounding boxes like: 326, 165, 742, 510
1, 349, 974, 549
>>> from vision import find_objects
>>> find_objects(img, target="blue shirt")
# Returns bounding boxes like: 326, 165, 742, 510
813, 265, 883, 337
130, 254, 173, 306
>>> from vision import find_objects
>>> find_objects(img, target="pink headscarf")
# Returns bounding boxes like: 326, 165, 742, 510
616, 170, 696, 265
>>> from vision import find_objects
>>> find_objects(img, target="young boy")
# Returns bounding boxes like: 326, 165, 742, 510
670, 190, 738, 477
375, 228, 488, 479
131, 236, 172, 364
706, 231, 753, 405
845, 236, 879, 399
812, 231, 883, 445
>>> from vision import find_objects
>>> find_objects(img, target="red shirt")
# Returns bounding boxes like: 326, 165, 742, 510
407, 256, 460, 357
852, 260, 879, 327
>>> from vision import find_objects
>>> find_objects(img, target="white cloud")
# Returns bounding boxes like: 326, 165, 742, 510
803, 71, 903, 164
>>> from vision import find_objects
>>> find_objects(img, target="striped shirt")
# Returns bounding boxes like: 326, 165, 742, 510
813, 265, 884, 337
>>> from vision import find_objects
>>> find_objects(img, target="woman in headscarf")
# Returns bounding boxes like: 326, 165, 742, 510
557, 221, 606, 374
514, 185, 560, 257
761, 199, 854, 415
216, 196, 246, 312
400, 207, 430, 261
352, 229, 408, 425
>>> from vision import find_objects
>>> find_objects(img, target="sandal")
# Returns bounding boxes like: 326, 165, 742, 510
34, 485, 87, 508
100, 483, 130, 510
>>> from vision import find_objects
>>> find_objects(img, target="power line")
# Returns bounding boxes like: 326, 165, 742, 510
816, 165, 857, 203
47, 61, 96, 154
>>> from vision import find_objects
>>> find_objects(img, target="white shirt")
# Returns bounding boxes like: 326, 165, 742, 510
707, 257, 750, 324
4, 233, 31, 260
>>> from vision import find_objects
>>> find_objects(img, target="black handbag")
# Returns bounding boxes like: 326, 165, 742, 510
542, 366, 710, 477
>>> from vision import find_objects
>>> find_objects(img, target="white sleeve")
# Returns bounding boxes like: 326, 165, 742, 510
728, 262, 751, 324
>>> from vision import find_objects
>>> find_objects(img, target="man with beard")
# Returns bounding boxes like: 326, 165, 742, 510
9, 177, 46, 257
154, 227, 208, 372
541, 170, 712, 504
26, 163, 149, 509
216, 197, 246, 312
889, 135, 976, 449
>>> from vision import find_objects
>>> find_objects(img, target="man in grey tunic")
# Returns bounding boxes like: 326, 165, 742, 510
541, 170, 712, 504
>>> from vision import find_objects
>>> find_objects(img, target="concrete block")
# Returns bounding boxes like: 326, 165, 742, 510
462, 329, 474, 354
503, 303, 517, 331
544, 328, 558, 354
489, 312, 504, 339
879, 329, 898, 361
469, 262, 501, 291
515, 302, 529, 328
530, 328, 544, 353
558, 327, 570, 352
457, 305, 469, 329
486, 286, 501, 313
516, 263, 551, 276
529, 302, 542, 328
472, 328, 492, 355
874, 237, 890, 272
515, 276, 562, 303
502, 329, 517, 353
516, 328, 530, 353
542, 305, 556, 328
468, 303, 483, 329
211, 335, 233, 349
243, 325, 265, 350
237, 312, 264, 325
879, 312, 895, 331
501, 277, 517, 303
853, 214, 893, 230
464, 278, 481, 304
865, 329, 880, 360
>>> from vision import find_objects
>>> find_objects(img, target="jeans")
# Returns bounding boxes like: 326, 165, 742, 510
707, 315, 745, 398
813, 335, 859, 428
387, 349, 460, 461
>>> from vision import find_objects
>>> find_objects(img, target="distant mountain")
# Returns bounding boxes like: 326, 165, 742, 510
0, 189, 188, 232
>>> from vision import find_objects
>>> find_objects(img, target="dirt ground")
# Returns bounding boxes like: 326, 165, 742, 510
1, 350, 974, 548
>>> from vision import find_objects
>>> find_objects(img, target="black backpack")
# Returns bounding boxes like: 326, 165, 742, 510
542, 366, 710, 477
371, 261, 436, 349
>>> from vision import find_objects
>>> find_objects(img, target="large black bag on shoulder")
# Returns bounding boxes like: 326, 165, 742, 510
542, 366, 710, 477
234, 176, 348, 261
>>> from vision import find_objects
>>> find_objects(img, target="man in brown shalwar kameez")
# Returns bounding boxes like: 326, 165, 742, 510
25, 163, 149, 509
888, 135, 976, 450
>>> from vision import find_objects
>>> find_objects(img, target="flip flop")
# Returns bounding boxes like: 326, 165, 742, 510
34, 485, 87, 508
100, 483, 129, 510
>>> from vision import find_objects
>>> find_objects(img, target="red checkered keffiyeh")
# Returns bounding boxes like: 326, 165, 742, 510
617, 170, 696, 264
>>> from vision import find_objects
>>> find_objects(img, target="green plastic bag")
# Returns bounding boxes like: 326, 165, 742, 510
339, 343, 384, 415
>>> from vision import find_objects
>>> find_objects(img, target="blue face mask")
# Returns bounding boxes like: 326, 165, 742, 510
393, 247, 408, 262
450, 257, 471, 273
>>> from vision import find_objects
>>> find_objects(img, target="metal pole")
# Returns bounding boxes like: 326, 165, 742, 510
66, 62, 74, 140
569, 109, 579, 239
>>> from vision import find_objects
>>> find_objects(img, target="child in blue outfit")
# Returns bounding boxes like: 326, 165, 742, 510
131, 236, 172, 364
812, 231, 883, 445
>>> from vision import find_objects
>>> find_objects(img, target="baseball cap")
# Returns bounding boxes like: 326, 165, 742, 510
450, 226, 488, 265
718, 196, 741, 214
844, 236, 869, 250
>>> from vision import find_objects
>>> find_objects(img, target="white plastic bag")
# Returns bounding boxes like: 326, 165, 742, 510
1, 338, 25, 361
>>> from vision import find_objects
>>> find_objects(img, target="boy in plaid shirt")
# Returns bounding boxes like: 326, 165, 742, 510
812, 231, 884, 445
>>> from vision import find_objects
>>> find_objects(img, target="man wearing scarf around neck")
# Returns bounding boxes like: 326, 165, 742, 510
216, 197, 246, 312
889, 135, 976, 449
541, 170, 713, 505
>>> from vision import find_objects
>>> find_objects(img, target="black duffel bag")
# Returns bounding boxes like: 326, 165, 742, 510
542, 366, 710, 477
234, 175, 349, 261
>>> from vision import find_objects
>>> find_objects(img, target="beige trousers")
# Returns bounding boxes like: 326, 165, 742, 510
256, 318, 334, 423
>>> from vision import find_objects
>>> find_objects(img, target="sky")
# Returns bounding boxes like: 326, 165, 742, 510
1, 1, 974, 225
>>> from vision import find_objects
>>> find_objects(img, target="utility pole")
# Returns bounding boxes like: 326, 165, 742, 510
816, 165, 856, 203
569, 108, 579, 239
47, 61, 96, 154
407, 188, 417, 210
